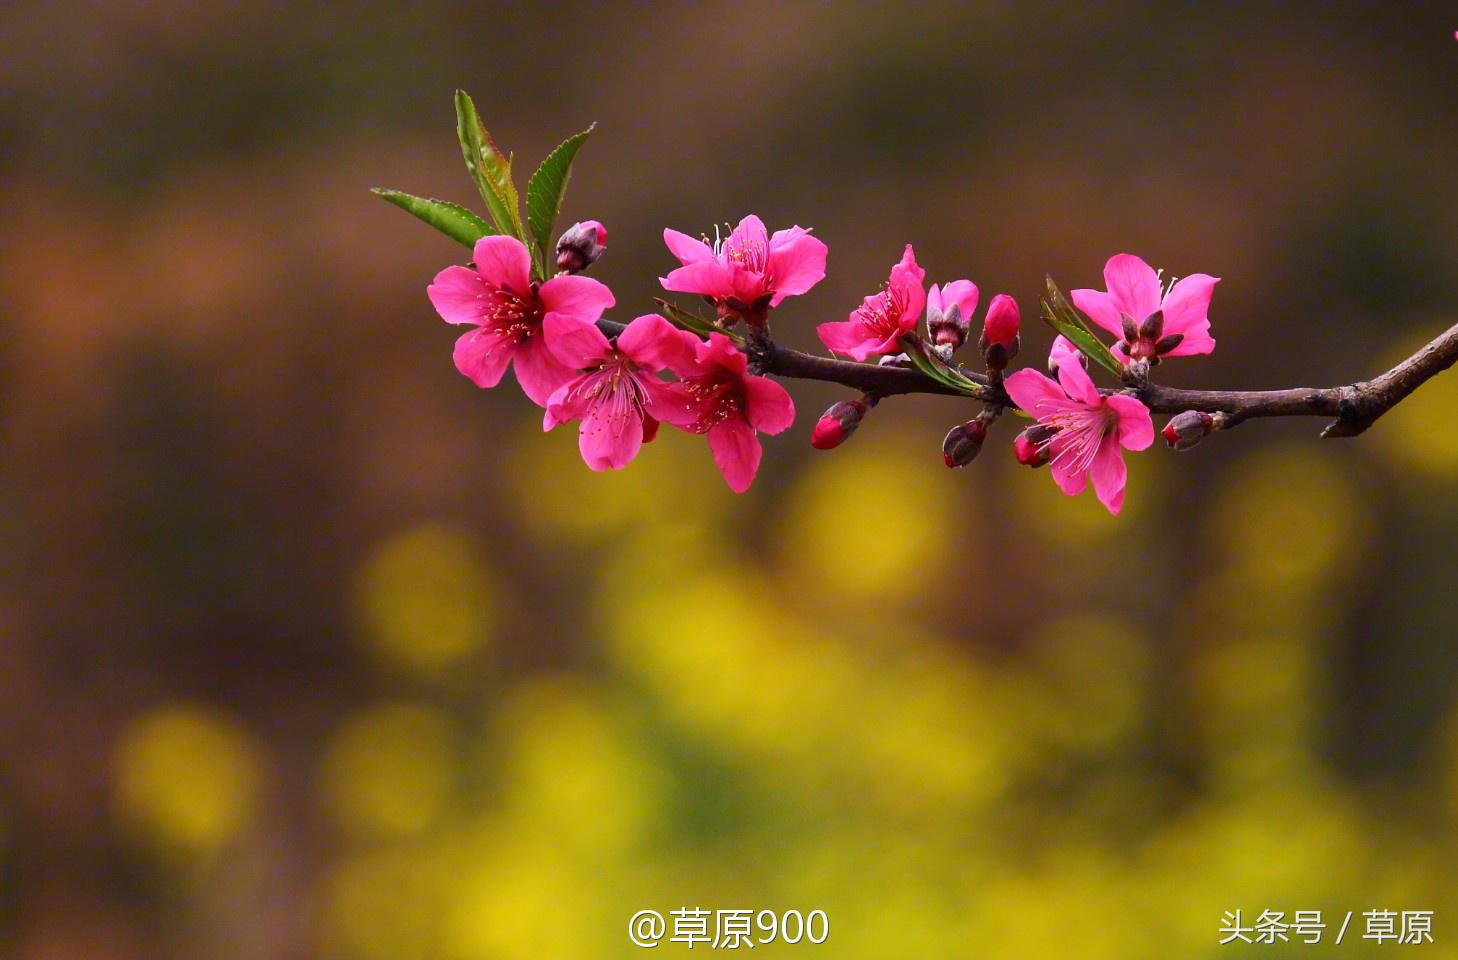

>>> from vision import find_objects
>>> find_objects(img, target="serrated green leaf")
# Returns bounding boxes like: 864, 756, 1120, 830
454, 90, 525, 242
527, 125, 595, 275
1040, 276, 1124, 376
371, 188, 493, 248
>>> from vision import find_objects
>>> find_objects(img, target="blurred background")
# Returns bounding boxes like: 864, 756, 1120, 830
3, 2, 1458, 957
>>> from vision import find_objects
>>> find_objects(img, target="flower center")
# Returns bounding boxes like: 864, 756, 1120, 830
678, 371, 744, 434
713, 225, 769, 277
855, 285, 909, 338
483, 285, 544, 341
1036, 403, 1118, 475
570, 353, 648, 415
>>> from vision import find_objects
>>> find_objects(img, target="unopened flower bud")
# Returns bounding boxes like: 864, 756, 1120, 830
927, 303, 969, 350
978, 295, 1020, 371
1162, 410, 1216, 450
811, 399, 868, 450
555, 219, 607, 273
942, 419, 987, 468
1014, 424, 1056, 467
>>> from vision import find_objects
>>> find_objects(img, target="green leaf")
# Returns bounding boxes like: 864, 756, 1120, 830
371, 188, 493, 248
454, 90, 525, 241
527, 124, 595, 273
900, 336, 984, 396
1040, 276, 1124, 376
653, 298, 736, 343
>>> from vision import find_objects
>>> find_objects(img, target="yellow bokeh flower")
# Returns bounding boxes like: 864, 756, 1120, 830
318, 702, 457, 841
112, 702, 264, 860
353, 521, 497, 677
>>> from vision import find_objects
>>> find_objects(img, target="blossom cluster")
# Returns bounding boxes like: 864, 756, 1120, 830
428, 217, 817, 492
424, 212, 1221, 514
423, 211, 1223, 513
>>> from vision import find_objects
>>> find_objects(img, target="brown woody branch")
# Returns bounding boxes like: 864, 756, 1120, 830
597, 318, 1458, 439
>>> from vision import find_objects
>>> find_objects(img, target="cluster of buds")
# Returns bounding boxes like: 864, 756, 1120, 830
978, 294, 1021, 372
1162, 410, 1218, 450
811, 397, 872, 450
555, 220, 608, 274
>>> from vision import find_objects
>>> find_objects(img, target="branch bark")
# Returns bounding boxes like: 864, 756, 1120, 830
598, 318, 1458, 439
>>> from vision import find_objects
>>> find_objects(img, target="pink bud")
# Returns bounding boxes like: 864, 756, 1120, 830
1162, 410, 1215, 450
979, 295, 1020, 371
811, 399, 867, 450
1013, 425, 1054, 467
982, 294, 1020, 346
942, 419, 987, 468
555, 220, 607, 273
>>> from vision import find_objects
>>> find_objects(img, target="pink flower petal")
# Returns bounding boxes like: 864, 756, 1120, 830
542, 313, 610, 369
765, 229, 828, 305
1089, 437, 1128, 515
427, 265, 490, 325
663, 228, 714, 264
1161, 328, 1217, 357
544, 378, 591, 430
889, 244, 927, 325
577, 400, 644, 471
1105, 394, 1155, 450
538, 274, 615, 322
1003, 368, 1067, 417
743, 375, 795, 435
1048, 442, 1090, 497
1048, 334, 1083, 371
617, 314, 699, 372
1070, 288, 1126, 339
642, 380, 698, 428
707, 418, 762, 493
816, 320, 867, 356
728, 266, 771, 308
1159, 273, 1219, 357
935, 278, 979, 320
696, 333, 749, 377
1102, 253, 1161, 322
452, 326, 515, 388
471, 235, 533, 294
661, 261, 733, 299
730, 214, 768, 252
511, 334, 573, 407
1056, 352, 1102, 406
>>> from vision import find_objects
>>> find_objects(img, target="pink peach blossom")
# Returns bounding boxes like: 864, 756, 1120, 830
1071, 253, 1218, 362
542, 314, 700, 471
428, 235, 615, 405
1003, 358, 1154, 515
817, 245, 927, 361
664, 332, 795, 493
660, 214, 827, 313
